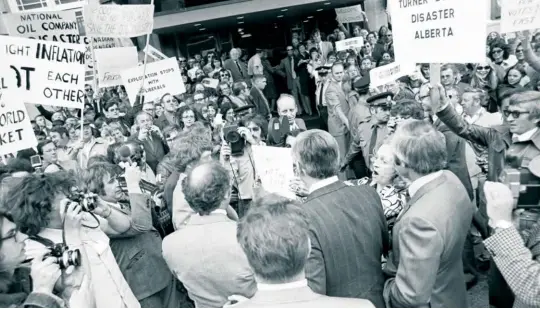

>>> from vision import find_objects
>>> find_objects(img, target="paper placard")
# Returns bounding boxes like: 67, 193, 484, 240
95, 47, 138, 88
202, 78, 219, 89
389, 0, 488, 63
251, 145, 296, 200
0, 36, 86, 109
369, 62, 416, 88
84, 37, 135, 82
335, 5, 364, 23
0, 91, 38, 155
143, 45, 167, 61
501, 0, 540, 33
83, 4, 154, 38
3, 11, 83, 43
121, 57, 186, 104
335, 37, 364, 52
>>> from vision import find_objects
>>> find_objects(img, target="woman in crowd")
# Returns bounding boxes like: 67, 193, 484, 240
307, 48, 324, 81
360, 56, 374, 77
176, 105, 199, 132
498, 65, 529, 93
470, 59, 500, 112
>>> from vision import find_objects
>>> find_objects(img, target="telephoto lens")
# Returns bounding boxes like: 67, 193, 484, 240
57, 249, 82, 269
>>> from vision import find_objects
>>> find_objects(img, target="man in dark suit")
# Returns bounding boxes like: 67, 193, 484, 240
291, 129, 388, 307
133, 111, 169, 173
223, 48, 250, 84
278, 46, 307, 115
250, 74, 271, 119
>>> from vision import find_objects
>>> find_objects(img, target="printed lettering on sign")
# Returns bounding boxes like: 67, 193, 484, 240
83, 4, 154, 38
0, 91, 38, 155
501, 0, 540, 33
369, 62, 416, 88
3, 11, 84, 44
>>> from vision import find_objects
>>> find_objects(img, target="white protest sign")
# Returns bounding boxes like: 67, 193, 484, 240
335, 5, 364, 23
121, 57, 186, 104
83, 4, 154, 38
369, 62, 416, 88
251, 146, 296, 200
389, 0, 488, 63
94, 47, 138, 88
335, 37, 364, 52
202, 78, 219, 89
500, 0, 540, 33
143, 45, 167, 61
0, 91, 38, 155
84, 37, 134, 82
3, 11, 83, 43
0, 36, 86, 109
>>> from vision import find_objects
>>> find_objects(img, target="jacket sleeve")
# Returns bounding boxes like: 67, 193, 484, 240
305, 227, 327, 295
113, 193, 154, 238
23, 292, 65, 308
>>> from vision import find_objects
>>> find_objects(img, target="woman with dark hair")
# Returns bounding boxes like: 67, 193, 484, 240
175, 105, 199, 132
488, 39, 517, 80
219, 102, 237, 125
470, 58, 500, 112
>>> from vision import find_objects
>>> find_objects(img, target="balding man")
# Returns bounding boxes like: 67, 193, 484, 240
224, 48, 250, 84
162, 161, 256, 308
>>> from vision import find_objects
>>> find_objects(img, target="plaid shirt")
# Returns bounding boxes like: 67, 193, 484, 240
484, 223, 540, 307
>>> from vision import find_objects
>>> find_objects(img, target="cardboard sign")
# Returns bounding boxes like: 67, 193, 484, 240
0, 91, 38, 155
335, 5, 364, 23
251, 145, 296, 200
83, 4, 154, 38
335, 37, 364, 52
3, 11, 83, 43
389, 0, 488, 63
121, 57, 185, 104
429, 63, 441, 85
369, 61, 416, 88
143, 45, 167, 61
84, 37, 134, 82
500, 0, 540, 33
0, 36, 86, 109
202, 78, 219, 89
94, 47, 138, 88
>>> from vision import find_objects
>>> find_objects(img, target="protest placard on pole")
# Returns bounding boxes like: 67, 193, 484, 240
335, 37, 364, 52
0, 36, 86, 109
369, 61, 416, 88
389, 0, 488, 63
251, 145, 296, 200
0, 91, 38, 155
94, 47, 138, 88
430, 63, 441, 85
143, 45, 168, 61
83, 4, 154, 38
335, 5, 364, 23
3, 11, 83, 43
121, 57, 185, 104
500, 0, 540, 33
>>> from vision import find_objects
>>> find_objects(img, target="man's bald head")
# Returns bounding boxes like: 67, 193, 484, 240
182, 161, 230, 215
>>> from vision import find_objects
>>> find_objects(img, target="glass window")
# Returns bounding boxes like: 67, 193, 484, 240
15, 0, 47, 11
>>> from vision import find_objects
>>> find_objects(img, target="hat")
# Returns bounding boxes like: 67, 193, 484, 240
74, 120, 91, 130
234, 104, 255, 114
353, 75, 370, 92
366, 92, 394, 107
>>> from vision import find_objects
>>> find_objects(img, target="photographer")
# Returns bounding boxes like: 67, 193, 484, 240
131, 112, 169, 174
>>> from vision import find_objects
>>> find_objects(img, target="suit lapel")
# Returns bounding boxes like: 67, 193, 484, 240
304, 181, 347, 203
395, 173, 448, 222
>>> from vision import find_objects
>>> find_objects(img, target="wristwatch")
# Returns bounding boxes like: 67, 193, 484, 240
490, 220, 513, 233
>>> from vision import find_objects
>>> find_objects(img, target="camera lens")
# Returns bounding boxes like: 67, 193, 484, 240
226, 131, 241, 143
59, 249, 82, 269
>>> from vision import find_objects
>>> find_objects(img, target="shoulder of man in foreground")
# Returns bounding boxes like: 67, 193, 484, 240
225, 293, 375, 308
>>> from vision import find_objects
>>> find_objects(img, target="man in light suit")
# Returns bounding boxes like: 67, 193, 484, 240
383, 120, 475, 308
311, 29, 334, 63
223, 48, 250, 84
292, 130, 388, 307
228, 193, 374, 308
162, 161, 256, 308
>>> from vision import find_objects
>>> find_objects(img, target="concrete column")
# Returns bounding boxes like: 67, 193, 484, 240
363, 0, 388, 31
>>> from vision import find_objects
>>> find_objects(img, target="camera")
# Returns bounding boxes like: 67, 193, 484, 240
499, 164, 540, 209
223, 124, 245, 156
30, 155, 43, 174
67, 187, 97, 212
267, 116, 291, 147
44, 243, 81, 269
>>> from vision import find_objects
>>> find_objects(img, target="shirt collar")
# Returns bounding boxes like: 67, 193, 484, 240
309, 176, 339, 194
211, 209, 227, 215
408, 170, 443, 198
257, 279, 308, 291
513, 128, 538, 142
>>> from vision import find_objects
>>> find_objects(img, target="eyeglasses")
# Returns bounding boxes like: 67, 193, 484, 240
516, 49, 524, 53
477, 66, 490, 71
492, 49, 504, 54
503, 110, 530, 118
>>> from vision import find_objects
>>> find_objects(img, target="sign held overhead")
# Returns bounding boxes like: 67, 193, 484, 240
83, 4, 155, 38
500, 0, 540, 33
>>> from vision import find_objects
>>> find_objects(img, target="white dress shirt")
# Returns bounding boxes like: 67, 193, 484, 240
513, 127, 538, 142
408, 170, 443, 198
309, 175, 339, 194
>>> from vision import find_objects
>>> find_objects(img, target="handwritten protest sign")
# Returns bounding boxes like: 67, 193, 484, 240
0, 36, 85, 109
83, 4, 154, 38
335, 37, 364, 52
389, 0, 487, 63
335, 5, 364, 23
94, 47, 138, 88
3, 11, 83, 43
143, 45, 168, 61
0, 91, 38, 155
121, 57, 185, 104
251, 146, 296, 200
369, 61, 416, 88
84, 37, 134, 82
500, 0, 540, 33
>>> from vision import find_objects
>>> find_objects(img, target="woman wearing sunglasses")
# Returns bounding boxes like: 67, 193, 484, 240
469, 59, 499, 113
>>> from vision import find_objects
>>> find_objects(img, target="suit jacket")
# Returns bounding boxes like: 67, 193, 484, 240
138, 132, 169, 174
279, 56, 299, 91
303, 180, 388, 308
383, 171, 474, 308
229, 285, 374, 308
223, 58, 249, 83
250, 87, 270, 119
315, 41, 334, 62
77, 138, 109, 169
324, 80, 350, 136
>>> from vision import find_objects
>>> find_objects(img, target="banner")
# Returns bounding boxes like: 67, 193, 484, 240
251, 146, 296, 200
335, 5, 364, 23
389, 0, 488, 63
335, 37, 364, 52
0, 36, 86, 109
143, 45, 167, 61
121, 57, 185, 104
3, 11, 83, 43
369, 61, 416, 88
500, 0, 540, 33
0, 91, 38, 155
83, 4, 154, 38
94, 47, 138, 88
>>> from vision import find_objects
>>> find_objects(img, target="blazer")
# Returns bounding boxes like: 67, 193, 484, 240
77, 138, 109, 169
223, 58, 249, 83
229, 285, 374, 308
303, 180, 388, 308
278, 56, 300, 91
250, 87, 271, 119
383, 171, 475, 308
138, 132, 169, 174
324, 80, 350, 136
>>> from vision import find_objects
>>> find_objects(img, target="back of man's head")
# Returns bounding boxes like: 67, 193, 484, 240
292, 129, 339, 179
182, 161, 230, 215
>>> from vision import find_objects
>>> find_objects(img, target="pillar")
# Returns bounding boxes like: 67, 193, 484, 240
363, 0, 388, 31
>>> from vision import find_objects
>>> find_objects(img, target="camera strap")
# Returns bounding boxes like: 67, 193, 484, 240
28, 234, 55, 248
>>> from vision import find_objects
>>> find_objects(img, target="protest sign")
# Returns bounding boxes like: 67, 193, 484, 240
83, 4, 154, 38
84, 37, 134, 82
389, 0, 488, 63
0, 91, 38, 155
143, 45, 168, 61
94, 47, 138, 88
335, 5, 364, 23
500, 0, 540, 33
0, 36, 85, 109
335, 37, 364, 52
121, 57, 185, 104
3, 11, 84, 43
369, 61, 416, 88
251, 146, 296, 200
202, 78, 219, 89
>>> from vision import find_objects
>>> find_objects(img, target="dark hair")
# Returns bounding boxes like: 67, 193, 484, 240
391, 99, 424, 120
220, 102, 237, 119
240, 114, 268, 140
37, 139, 55, 156
504, 64, 527, 85
176, 105, 199, 129
103, 99, 120, 112
232, 81, 248, 96
489, 39, 510, 61
49, 125, 68, 137
81, 162, 122, 196
182, 161, 230, 215
4, 158, 32, 174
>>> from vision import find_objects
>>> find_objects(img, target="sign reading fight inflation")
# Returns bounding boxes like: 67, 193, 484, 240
0, 92, 38, 155
369, 61, 416, 88
500, 0, 540, 33
0, 36, 86, 109
95, 47, 138, 88
83, 4, 154, 38
121, 57, 185, 104
389, 0, 488, 63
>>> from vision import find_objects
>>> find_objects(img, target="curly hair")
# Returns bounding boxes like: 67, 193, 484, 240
182, 161, 230, 215
3, 172, 77, 236
81, 162, 122, 196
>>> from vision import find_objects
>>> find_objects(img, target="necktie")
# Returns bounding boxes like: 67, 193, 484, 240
235, 61, 244, 78
318, 83, 325, 106
291, 57, 297, 79
368, 125, 379, 163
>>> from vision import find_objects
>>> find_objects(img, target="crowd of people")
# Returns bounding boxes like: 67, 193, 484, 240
1, 8, 540, 309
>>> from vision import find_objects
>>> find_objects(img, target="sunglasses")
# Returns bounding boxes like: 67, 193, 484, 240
503, 110, 530, 118
516, 49, 524, 53
492, 49, 504, 54
477, 66, 490, 70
